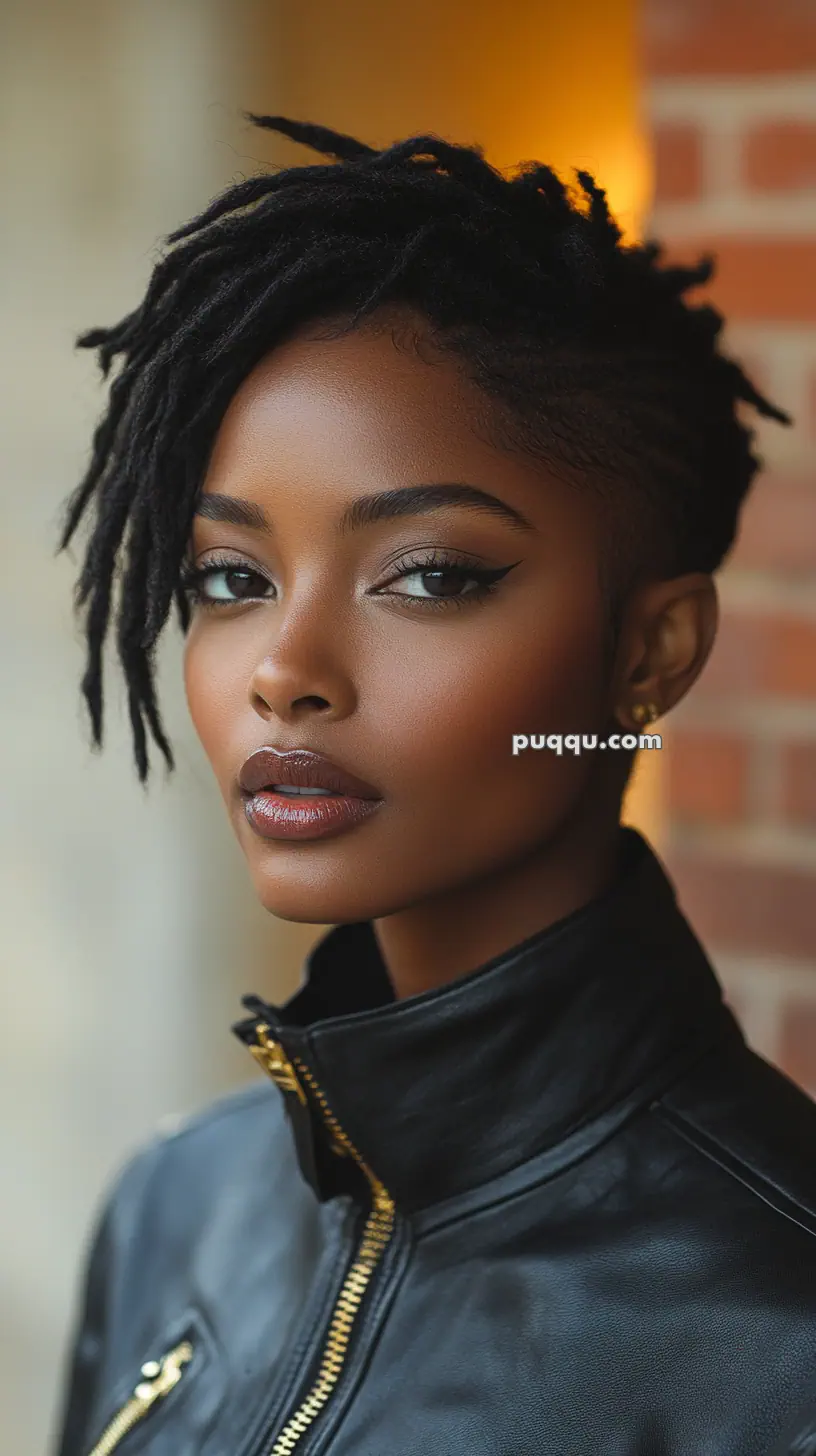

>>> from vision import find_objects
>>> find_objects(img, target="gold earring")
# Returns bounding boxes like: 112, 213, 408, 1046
632, 701, 659, 726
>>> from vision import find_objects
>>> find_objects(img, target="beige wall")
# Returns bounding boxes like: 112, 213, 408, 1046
0, 5, 293, 1453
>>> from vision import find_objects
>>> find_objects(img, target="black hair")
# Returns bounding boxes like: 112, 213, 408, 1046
55, 112, 792, 785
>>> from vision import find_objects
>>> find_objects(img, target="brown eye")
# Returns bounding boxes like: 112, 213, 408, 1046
372, 552, 520, 610
180, 559, 274, 608
211, 568, 266, 601
399, 567, 479, 598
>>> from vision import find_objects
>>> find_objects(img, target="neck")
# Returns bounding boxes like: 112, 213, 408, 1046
373, 812, 624, 1001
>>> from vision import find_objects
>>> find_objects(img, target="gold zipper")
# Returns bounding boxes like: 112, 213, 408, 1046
250, 1023, 397, 1456
85, 1339, 193, 1456
249, 1026, 308, 1106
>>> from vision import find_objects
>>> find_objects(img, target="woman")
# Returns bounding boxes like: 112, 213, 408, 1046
52, 114, 816, 1456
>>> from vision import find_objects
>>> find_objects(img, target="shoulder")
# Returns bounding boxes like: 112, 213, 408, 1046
151, 1077, 280, 1153
101, 1079, 287, 1242
653, 1025, 816, 1238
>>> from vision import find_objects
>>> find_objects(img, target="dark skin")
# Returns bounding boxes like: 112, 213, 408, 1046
182, 307, 718, 1001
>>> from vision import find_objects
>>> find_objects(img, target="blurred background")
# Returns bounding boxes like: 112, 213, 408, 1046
1, 0, 814, 1451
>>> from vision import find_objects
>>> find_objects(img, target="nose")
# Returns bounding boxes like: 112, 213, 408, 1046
247, 603, 356, 725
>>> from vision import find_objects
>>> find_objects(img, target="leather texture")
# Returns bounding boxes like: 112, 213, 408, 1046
53, 828, 816, 1455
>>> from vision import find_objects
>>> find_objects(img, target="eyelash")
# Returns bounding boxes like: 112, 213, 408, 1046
178, 549, 517, 614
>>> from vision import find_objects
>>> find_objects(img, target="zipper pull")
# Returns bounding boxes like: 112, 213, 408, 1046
134, 1341, 192, 1399
86, 1340, 193, 1456
248, 1022, 308, 1106
248, 1022, 365, 1206
248, 1025, 346, 1154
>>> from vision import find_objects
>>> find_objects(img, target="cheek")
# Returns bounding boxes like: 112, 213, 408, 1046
368, 592, 609, 798
182, 628, 246, 783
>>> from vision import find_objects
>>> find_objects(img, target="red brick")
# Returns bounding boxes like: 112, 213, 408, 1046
666, 851, 816, 960
778, 998, 816, 1093
765, 619, 816, 697
695, 613, 767, 697
658, 239, 816, 323
743, 121, 816, 193
697, 613, 816, 701
731, 475, 816, 575
699, 611, 816, 701
780, 742, 816, 826
644, 0, 816, 76
666, 729, 749, 823
653, 123, 704, 204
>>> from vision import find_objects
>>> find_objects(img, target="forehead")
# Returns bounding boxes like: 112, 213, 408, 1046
199, 315, 593, 545
207, 316, 497, 477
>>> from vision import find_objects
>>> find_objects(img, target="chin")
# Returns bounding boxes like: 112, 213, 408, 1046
247, 868, 383, 926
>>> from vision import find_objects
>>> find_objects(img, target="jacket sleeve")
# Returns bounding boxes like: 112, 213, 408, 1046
49, 1130, 167, 1456
50, 1194, 115, 1456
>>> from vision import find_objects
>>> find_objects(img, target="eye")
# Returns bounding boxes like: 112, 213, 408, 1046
396, 565, 481, 598
372, 551, 520, 611
179, 555, 273, 609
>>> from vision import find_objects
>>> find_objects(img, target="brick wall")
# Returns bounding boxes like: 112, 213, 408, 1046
642, 0, 816, 1095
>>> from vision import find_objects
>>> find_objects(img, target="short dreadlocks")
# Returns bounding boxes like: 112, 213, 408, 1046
55, 113, 792, 785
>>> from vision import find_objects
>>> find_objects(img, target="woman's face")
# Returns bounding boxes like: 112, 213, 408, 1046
183, 311, 622, 926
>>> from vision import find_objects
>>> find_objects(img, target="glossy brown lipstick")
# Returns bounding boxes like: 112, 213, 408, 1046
237, 747, 384, 842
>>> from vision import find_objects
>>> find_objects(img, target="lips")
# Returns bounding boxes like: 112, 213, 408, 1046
238, 747, 382, 800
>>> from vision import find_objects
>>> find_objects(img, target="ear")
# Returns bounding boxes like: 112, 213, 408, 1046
612, 573, 719, 731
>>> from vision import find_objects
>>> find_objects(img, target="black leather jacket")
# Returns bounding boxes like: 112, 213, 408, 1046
53, 829, 816, 1456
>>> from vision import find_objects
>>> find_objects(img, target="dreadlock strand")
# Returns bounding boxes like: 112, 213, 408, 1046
164, 161, 350, 244
575, 169, 623, 248
76, 558, 119, 751
243, 111, 378, 161
511, 161, 574, 220
115, 493, 177, 783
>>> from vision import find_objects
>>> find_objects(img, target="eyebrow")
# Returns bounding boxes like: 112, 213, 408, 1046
192, 482, 536, 535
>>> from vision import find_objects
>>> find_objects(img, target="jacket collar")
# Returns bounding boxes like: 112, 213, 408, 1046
233, 827, 734, 1213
